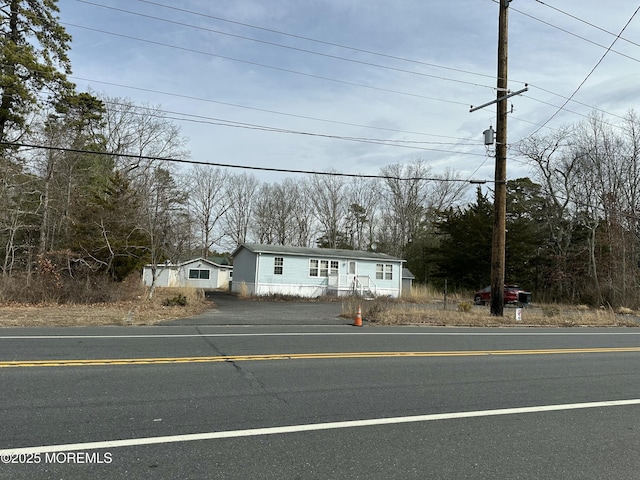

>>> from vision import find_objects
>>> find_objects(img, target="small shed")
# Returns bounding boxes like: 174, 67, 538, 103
142, 258, 232, 290
230, 243, 405, 298
402, 268, 416, 297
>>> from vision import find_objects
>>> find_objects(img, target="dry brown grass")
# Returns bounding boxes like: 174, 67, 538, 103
342, 296, 639, 327
402, 283, 471, 304
237, 281, 250, 298
0, 286, 212, 327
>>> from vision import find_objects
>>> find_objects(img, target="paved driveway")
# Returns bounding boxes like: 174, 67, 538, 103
161, 291, 347, 326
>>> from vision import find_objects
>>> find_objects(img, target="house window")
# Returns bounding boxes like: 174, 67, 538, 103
330, 260, 339, 275
274, 257, 283, 275
376, 264, 393, 280
385, 264, 393, 280
319, 260, 329, 277
189, 269, 210, 279
309, 259, 339, 277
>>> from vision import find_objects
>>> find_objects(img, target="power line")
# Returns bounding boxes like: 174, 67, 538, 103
31, 93, 486, 154
100, 102, 485, 153
78, 0, 500, 91
67, 76, 479, 144
63, 22, 497, 92
533, 0, 640, 50
1, 141, 491, 183
140, 0, 637, 123
103, 101, 480, 147
5, 62, 477, 142
60, 24, 474, 108
529, 5, 640, 136
526, 95, 623, 128
506, 2, 640, 64
527, 84, 627, 122
68, 3, 632, 134
126, 0, 499, 82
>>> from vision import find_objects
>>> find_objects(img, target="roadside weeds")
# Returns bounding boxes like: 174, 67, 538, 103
341, 297, 640, 327
0, 288, 638, 328
0, 287, 212, 327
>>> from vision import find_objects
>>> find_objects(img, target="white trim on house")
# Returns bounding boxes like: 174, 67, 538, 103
230, 243, 405, 298
142, 258, 232, 290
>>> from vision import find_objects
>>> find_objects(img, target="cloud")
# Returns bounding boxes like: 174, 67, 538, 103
57, 0, 640, 185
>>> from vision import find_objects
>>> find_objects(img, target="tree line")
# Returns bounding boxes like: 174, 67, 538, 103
1, 1, 639, 308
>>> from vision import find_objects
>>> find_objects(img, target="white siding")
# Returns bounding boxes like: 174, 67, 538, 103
143, 259, 232, 290
231, 245, 404, 298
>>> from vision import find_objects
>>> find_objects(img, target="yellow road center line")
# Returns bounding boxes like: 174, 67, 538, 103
1, 346, 640, 368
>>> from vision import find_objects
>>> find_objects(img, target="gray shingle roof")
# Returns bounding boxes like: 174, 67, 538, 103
233, 243, 404, 262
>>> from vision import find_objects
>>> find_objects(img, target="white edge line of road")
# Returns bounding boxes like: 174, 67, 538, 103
3, 331, 640, 339
2, 399, 640, 455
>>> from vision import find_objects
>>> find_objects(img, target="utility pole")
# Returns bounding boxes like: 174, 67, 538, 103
491, 0, 510, 316
470, 0, 525, 315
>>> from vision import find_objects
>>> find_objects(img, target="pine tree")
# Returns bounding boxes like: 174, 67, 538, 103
0, 0, 73, 142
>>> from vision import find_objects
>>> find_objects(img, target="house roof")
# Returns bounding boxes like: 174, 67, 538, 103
232, 243, 404, 262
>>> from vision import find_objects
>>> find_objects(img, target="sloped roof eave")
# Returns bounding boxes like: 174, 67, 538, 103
232, 243, 404, 263
144, 257, 233, 269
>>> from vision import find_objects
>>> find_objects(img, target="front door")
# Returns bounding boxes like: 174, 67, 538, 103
347, 261, 357, 292
348, 261, 357, 276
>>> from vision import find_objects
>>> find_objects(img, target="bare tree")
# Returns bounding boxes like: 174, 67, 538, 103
427, 167, 470, 216
251, 179, 309, 246
515, 127, 582, 299
222, 172, 258, 248
620, 112, 640, 297
137, 166, 187, 298
378, 160, 431, 256
290, 178, 315, 247
184, 166, 230, 257
573, 113, 628, 305
102, 96, 189, 180
345, 177, 380, 251
251, 183, 277, 245
0, 165, 40, 276
310, 173, 347, 248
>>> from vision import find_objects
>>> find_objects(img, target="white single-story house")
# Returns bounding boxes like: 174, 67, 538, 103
142, 258, 232, 290
230, 243, 406, 298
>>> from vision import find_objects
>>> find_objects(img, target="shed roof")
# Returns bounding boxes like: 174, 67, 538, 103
232, 243, 404, 262
402, 267, 416, 280
144, 257, 232, 269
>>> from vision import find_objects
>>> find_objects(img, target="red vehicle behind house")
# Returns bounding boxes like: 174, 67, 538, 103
474, 285, 529, 305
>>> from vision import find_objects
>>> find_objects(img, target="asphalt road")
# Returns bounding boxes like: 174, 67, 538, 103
1, 298, 640, 479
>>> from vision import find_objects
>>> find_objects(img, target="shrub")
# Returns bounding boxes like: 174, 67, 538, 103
341, 295, 396, 323
162, 294, 187, 307
238, 281, 250, 298
457, 301, 472, 313
542, 305, 560, 318
617, 306, 634, 315
0, 271, 146, 305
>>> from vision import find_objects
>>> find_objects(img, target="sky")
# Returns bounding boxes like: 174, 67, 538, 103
55, 0, 640, 186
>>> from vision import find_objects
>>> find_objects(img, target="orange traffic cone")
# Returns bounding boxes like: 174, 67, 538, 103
353, 305, 363, 327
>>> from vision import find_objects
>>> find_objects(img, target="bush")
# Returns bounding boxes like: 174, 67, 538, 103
457, 301, 472, 313
161, 293, 188, 307
0, 271, 145, 304
617, 306, 635, 315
